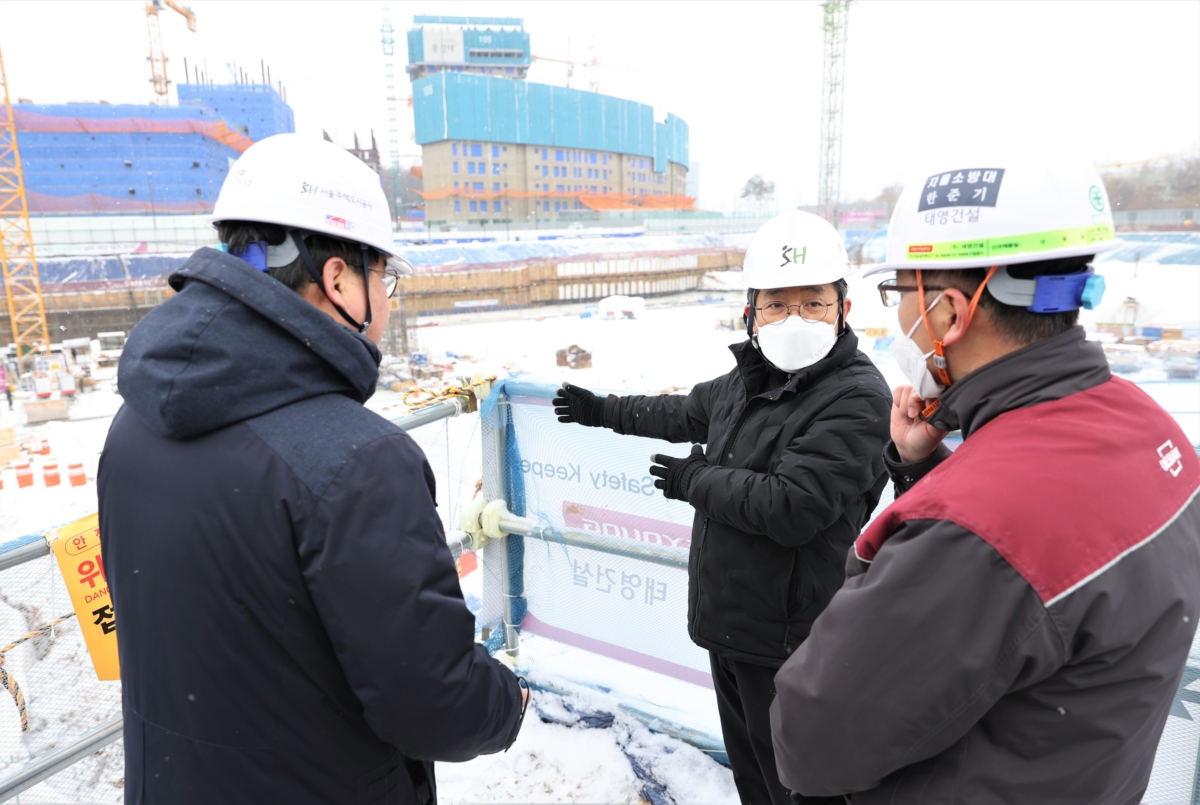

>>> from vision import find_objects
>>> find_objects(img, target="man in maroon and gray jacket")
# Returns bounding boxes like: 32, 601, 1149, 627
770, 159, 1200, 804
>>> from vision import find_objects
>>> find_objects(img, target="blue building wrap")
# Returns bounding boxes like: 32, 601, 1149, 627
15, 84, 294, 215
413, 72, 688, 171
177, 84, 295, 142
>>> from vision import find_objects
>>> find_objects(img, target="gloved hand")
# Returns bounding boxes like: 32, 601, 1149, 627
552, 383, 607, 428
649, 444, 707, 502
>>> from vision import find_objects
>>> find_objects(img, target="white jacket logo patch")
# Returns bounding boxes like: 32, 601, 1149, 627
1158, 440, 1184, 477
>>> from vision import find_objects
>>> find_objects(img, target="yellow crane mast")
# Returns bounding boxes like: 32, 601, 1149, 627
0, 45, 49, 376
146, 0, 198, 99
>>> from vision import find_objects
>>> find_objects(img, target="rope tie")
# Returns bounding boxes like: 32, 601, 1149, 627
0, 613, 76, 733
403, 377, 496, 412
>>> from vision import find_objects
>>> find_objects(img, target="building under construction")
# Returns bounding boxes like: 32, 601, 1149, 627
13, 84, 294, 215
408, 16, 694, 227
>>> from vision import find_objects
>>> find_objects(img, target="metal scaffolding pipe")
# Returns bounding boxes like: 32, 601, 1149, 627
0, 718, 123, 802
0, 538, 49, 572
391, 398, 464, 431
498, 513, 689, 570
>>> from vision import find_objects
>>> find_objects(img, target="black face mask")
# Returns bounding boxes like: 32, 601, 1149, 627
290, 230, 372, 333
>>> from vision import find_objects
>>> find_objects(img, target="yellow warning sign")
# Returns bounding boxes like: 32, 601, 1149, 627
51, 514, 120, 681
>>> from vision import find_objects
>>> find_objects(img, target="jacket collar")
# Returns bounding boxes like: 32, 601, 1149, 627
928, 326, 1112, 438
730, 326, 862, 399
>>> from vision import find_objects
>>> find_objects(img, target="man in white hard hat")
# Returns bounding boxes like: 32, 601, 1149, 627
553, 211, 892, 804
771, 161, 1200, 803
99, 134, 528, 804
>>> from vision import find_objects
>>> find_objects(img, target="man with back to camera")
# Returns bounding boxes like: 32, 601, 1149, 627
552, 211, 892, 804
98, 134, 528, 805
770, 159, 1200, 803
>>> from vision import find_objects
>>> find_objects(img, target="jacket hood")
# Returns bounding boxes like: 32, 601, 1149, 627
118, 247, 380, 440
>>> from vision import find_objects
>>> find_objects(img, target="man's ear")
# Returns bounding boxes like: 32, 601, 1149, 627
321, 257, 354, 310
934, 288, 974, 347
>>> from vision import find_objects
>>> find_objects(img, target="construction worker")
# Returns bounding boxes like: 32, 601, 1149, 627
98, 134, 527, 804
770, 160, 1200, 803
553, 211, 892, 805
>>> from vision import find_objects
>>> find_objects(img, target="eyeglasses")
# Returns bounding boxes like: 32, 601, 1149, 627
369, 266, 403, 299
755, 300, 837, 325
876, 278, 950, 307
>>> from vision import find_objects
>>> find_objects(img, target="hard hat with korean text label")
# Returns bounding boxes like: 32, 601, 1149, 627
864, 158, 1120, 277
212, 133, 411, 277
741, 210, 852, 290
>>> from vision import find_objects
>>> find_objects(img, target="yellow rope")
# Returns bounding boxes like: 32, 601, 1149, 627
0, 613, 76, 733
403, 376, 497, 411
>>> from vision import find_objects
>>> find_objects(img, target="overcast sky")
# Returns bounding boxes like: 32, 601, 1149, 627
2, 1, 1197, 211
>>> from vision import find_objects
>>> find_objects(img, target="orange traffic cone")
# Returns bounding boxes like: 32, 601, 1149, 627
67, 462, 86, 487
15, 463, 33, 489
43, 462, 60, 487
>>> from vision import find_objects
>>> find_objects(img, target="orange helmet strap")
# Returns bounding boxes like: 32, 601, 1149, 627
916, 266, 999, 389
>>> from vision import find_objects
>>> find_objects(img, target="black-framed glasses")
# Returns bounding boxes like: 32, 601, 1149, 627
369, 266, 403, 299
755, 300, 836, 325
876, 278, 949, 307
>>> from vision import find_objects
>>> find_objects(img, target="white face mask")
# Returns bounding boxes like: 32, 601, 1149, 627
756, 316, 839, 373
890, 293, 944, 399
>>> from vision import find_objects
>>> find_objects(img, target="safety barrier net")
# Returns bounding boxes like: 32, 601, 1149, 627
476, 376, 1200, 794
1, 391, 1199, 798
0, 537, 123, 802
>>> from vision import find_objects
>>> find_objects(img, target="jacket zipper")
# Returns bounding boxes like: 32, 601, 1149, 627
694, 397, 757, 638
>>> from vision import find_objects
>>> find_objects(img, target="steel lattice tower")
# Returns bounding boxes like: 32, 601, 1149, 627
0, 46, 49, 375
818, 1, 851, 221
381, 9, 401, 220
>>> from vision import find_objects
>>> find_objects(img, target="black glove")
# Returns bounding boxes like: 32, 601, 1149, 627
552, 383, 607, 428
649, 445, 707, 502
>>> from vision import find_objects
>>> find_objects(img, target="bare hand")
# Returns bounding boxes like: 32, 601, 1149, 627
521, 686, 531, 707
890, 385, 947, 464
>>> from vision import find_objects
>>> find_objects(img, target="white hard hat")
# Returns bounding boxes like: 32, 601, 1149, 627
863, 159, 1120, 277
212, 133, 411, 275
741, 210, 851, 290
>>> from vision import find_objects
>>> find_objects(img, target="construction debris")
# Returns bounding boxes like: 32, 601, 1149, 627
556, 345, 593, 370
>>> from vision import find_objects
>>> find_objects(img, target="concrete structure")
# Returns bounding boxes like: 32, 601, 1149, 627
408, 16, 691, 228
419, 137, 688, 226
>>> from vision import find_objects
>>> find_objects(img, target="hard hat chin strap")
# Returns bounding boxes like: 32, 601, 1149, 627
290, 230, 372, 334
915, 265, 997, 419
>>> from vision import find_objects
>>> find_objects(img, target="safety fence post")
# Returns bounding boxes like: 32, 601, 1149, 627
478, 391, 523, 658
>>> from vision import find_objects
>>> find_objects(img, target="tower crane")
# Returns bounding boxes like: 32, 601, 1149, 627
146, 0, 197, 99
533, 52, 603, 92
531, 55, 575, 88
818, 1, 851, 221
0, 45, 50, 375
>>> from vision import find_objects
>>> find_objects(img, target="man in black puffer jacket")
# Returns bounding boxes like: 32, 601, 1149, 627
99, 135, 526, 805
553, 211, 891, 804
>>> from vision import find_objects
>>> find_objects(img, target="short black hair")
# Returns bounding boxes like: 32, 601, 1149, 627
921, 255, 1092, 347
215, 220, 378, 293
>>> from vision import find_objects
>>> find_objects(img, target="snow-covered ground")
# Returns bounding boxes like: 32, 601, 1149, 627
0, 258, 1195, 803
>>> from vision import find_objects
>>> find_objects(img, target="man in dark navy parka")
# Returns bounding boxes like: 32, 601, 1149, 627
99, 134, 527, 805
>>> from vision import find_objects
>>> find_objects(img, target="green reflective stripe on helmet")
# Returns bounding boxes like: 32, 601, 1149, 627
905, 222, 1117, 261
